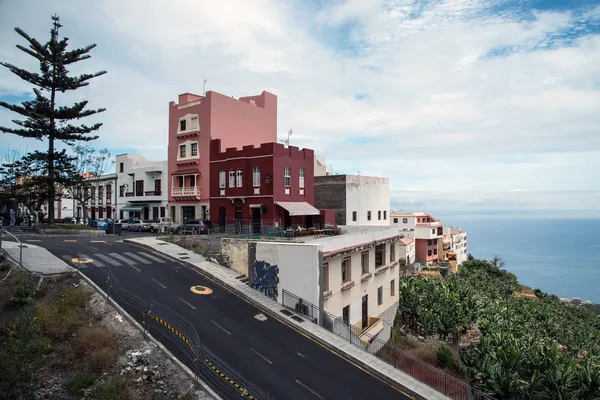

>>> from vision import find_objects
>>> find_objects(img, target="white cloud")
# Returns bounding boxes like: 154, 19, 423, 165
1, 0, 599, 214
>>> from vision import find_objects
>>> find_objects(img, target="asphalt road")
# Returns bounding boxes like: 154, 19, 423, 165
36, 236, 411, 400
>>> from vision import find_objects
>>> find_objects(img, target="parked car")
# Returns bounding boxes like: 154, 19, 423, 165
178, 219, 213, 235
127, 219, 152, 232
149, 217, 176, 233
114, 219, 128, 226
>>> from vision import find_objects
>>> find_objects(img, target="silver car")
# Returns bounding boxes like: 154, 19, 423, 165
127, 219, 153, 232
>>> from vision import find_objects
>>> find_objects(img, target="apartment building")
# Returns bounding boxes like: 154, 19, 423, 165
390, 212, 444, 264
209, 139, 319, 231
116, 154, 168, 221
448, 227, 468, 266
314, 174, 390, 227
167, 89, 277, 223
314, 155, 334, 177
398, 237, 415, 269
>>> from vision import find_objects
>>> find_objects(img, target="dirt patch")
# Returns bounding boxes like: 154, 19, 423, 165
0, 263, 210, 400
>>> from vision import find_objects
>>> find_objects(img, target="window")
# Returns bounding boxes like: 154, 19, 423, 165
403, 218, 408, 223
190, 116, 198, 130
342, 305, 350, 325
179, 144, 186, 158
367, 211, 371, 221
393, 218, 398, 223
160, 207, 165, 217
106, 185, 112, 200
341, 258, 351, 283
384, 211, 387, 220
191, 143, 198, 156
428, 240, 432, 246
377, 286, 383, 306
428, 249, 432, 256
229, 169, 235, 188
180, 119, 186, 131
236, 168, 242, 187
433, 249, 438, 255
361, 252, 369, 274
352, 211, 357, 222
391, 279, 395, 297
434, 239, 438, 245
375, 244, 385, 268
284, 166, 291, 187
219, 170, 226, 188
378, 211, 381, 220
119, 186, 125, 197
154, 179, 161, 194
178, 176, 184, 187
299, 168, 305, 188
135, 180, 144, 196
390, 244, 395, 263
119, 163, 124, 173
432, 228, 435, 234
189, 175, 195, 187
97, 186, 103, 201
252, 166, 260, 187
91, 187, 96, 199
323, 263, 329, 292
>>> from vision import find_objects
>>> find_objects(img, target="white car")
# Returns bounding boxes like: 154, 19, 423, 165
127, 220, 152, 232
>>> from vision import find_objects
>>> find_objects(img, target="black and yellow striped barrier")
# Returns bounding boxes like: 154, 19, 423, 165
149, 314, 256, 399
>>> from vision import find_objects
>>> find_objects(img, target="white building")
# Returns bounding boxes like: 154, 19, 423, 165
116, 154, 168, 221
220, 226, 402, 347
398, 237, 415, 268
314, 155, 334, 177
390, 212, 444, 265
314, 175, 390, 227
447, 227, 468, 266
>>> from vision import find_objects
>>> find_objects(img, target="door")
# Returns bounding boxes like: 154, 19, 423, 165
219, 207, 226, 232
362, 295, 368, 330
342, 305, 350, 326
152, 207, 159, 220
143, 207, 149, 220
251, 207, 261, 235
235, 206, 243, 234
182, 206, 195, 223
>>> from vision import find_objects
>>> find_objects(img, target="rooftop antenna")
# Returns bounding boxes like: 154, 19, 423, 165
357, 171, 361, 176
203, 78, 208, 96
279, 129, 292, 147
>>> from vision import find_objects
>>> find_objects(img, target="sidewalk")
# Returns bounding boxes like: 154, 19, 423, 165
126, 237, 451, 400
1, 241, 75, 275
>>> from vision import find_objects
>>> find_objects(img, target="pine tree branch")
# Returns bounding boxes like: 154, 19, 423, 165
0, 62, 45, 88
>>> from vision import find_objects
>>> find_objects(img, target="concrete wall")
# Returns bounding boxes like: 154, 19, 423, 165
220, 238, 251, 276
345, 175, 390, 227
252, 242, 322, 305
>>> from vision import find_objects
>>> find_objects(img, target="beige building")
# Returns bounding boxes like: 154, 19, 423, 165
398, 237, 415, 269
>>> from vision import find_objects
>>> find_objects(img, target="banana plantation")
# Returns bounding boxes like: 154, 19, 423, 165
394, 258, 600, 399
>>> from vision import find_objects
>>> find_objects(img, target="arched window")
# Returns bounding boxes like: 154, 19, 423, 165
229, 169, 235, 188
236, 168, 243, 187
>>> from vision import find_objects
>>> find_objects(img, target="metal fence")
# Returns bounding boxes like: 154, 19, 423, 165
281, 289, 494, 400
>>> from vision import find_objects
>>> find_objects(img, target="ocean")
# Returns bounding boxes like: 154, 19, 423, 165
437, 216, 600, 304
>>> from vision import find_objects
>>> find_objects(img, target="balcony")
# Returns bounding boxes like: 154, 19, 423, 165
172, 186, 201, 197
359, 317, 383, 344
144, 190, 162, 196
125, 192, 134, 197
98, 198, 103, 205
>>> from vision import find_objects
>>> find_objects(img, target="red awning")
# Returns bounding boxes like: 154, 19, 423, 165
172, 168, 200, 175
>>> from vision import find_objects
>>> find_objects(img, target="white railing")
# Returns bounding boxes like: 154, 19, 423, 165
171, 186, 200, 197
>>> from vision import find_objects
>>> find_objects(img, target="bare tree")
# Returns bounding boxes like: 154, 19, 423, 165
63, 145, 114, 223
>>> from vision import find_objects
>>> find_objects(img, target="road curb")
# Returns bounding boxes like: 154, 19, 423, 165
75, 269, 222, 400
128, 239, 429, 400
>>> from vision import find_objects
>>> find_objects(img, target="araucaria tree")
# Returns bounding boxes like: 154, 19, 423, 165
0, 15, 106, 224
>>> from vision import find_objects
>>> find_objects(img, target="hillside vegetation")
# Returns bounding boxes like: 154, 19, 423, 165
394, 257, 600, 399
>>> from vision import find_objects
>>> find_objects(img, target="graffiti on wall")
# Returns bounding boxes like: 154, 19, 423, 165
252, 260, 279, 301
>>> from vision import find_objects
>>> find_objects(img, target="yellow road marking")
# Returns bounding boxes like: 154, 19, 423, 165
152, 278, 166, 289
26, 239, 41, 242
132, 242, 414, 399
64, 239, 77, 243
249, 347, 273, 365
179, 297, 196, 310
72, 258, 94, 264
190, 285, 213, 295
90, 240, 106, 243
295, 380, 324, 399
211, 320, 231, 335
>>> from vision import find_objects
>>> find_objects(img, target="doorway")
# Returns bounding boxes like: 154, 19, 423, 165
251, 207, 261, 235
152, 207, 159, 220
342, 305, 350, 326
234, 206, 243, 234
219, 207, 226, 232
182, 206, 195, 223
362, 295, 369, 330
143, 207, 150, 220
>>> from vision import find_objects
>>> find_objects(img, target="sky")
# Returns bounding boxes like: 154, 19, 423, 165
1, 0, 599, 217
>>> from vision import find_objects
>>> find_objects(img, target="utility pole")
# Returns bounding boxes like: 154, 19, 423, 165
279, 129, 292, 147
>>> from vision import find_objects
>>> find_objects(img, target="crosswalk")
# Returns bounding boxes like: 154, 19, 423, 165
60, 251, 171, 269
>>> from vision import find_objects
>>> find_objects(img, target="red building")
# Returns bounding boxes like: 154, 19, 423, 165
209, 139, 320, 232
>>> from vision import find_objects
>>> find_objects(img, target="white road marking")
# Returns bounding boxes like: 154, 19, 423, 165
152, 278, 167, 289
211, 320, 231, 335
250, 348, 273, 365
295, 380, 324, 399
109, 252, 137, 265
254, 313, 267, 321
179, 297, 196, 310
124, 252, 152, 264
136, 252, 166, 264
94, 253, 122, 266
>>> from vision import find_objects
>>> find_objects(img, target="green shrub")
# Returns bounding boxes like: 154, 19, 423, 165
38, 288, 88, 339
71, 326, 118, 372
8, 280, 36, 308
67, 373, 97, 395
90, 376, 129, 400
436, 344, 463, 375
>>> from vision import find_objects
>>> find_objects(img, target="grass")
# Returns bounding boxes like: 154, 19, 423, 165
71, 326, 118, 372
89, 376, 130, 400
67, 373, 97, 396
38, 288, 89, 339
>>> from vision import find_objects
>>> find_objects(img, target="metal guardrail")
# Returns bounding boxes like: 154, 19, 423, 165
79, 262, 270, 400
0, 222, 24, 266
281, 289, 494, 400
